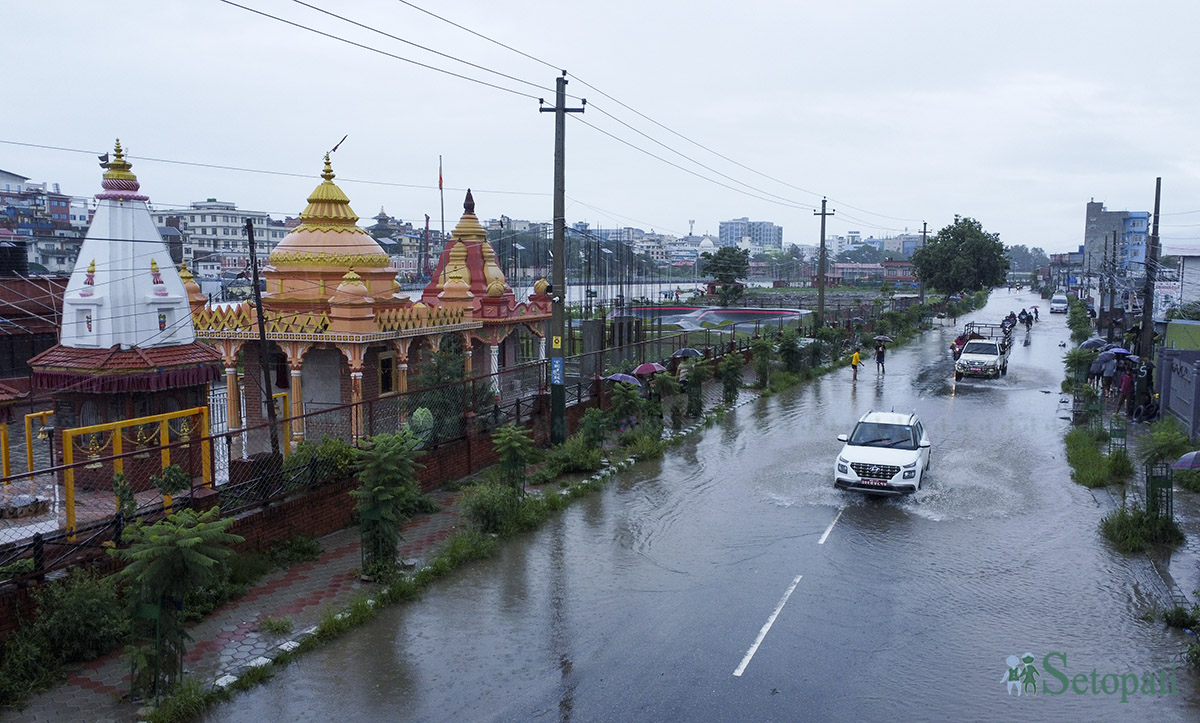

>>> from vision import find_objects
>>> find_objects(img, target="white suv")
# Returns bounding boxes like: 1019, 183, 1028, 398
834, 411, 931, 496
1049, 294, 1069, 313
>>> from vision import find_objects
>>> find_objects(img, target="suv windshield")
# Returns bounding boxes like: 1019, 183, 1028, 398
848, 422, 916, 450
961, 341, 996, 355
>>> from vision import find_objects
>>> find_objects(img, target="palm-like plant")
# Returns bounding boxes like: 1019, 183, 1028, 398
491, 423, 534, 492
750, 337, 774, 388
776, 329, 803, 373
719, 353, 744, 405
610, 382, 643, 430
685, 360, 711, 417
111, 507, 243, 699
351, 430, 429, 577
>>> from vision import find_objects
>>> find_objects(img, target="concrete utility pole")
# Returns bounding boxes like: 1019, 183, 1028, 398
814, 198, 834, 330
246, 219, 280, 459
540, 72, 584, 445
918, 221, 928, 305
1138, 177, 1162, 407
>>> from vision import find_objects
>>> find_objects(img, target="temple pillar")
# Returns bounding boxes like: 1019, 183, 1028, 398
489, 343, 501, 395
350, 371, 364, 441
290, 369, 303, 441
538, 334, 546, 360
224, 366, 241, 431
463, 333, 474, 377
282, 341, 309, 442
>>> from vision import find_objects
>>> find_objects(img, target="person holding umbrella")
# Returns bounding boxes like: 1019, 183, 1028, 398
875, 342, 886, 374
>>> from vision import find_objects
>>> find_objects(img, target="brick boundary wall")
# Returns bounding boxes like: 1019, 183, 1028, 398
0, 391, 602, 645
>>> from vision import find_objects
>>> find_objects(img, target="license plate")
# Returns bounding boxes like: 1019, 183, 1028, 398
860, 478, 889, 487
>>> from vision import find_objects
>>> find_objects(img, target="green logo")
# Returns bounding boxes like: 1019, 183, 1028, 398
1005, 652, 1179, 703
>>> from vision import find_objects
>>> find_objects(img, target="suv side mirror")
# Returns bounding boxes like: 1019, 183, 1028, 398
919, 440, 931, 448
837, 434, 848, 442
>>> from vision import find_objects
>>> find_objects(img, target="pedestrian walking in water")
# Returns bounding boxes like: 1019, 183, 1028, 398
850, 347, 861, 380
875, 343, 886, 374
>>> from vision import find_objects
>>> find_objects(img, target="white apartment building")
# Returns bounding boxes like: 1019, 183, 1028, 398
150, 199, 288, 275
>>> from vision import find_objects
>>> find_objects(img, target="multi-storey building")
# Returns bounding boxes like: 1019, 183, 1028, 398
0, 172, 86, 274
150, 199, 289, 275
719, 217, 783, 249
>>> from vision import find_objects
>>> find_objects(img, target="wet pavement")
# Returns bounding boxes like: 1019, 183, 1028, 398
192, 291, 1200, 722
12, 290, 1200, 722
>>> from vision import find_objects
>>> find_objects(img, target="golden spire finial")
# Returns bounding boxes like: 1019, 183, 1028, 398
322, 153, 335, 182
150, 258, 160, 273
102, 138, 137, 182
87, 259, 95, 274
179, 261, 194, 283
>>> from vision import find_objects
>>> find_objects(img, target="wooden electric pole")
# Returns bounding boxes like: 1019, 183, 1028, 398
918, 221, 928, 305
540, 72, 584, 445
1138, 177, 1162, 408
246, 219, 280, 459
814, 198, 834, 330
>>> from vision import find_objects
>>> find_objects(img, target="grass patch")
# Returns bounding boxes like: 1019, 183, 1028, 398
1064, 428, 1109, 488
144, 677, 228, 723
1100, 505, 1185, 553
1160, 604, 1200, 630
1176, 469, 1200, 493
256, 616, 293, 636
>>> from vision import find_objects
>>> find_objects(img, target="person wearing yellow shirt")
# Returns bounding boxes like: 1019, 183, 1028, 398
850, 347, 861, 380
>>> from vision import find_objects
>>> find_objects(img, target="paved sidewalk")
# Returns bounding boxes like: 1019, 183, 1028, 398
8, 490, 462, 723
8, 365, 761, 723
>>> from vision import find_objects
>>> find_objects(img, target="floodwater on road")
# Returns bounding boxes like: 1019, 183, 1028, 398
204, 290, 1200, 722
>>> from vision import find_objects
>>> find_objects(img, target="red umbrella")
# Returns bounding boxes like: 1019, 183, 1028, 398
633, 362, 666, 375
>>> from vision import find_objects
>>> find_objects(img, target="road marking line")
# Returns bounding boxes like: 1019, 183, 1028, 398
733, 574, 802, 677
818, 507, 844, 545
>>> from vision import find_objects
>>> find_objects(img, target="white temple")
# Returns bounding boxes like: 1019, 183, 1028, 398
61, 140, 194, 350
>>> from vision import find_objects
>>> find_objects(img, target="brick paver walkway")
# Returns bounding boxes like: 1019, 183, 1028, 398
7, 370, 760, 722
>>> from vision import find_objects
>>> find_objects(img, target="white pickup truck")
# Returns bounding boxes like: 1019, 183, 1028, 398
953, 322, 1011, 380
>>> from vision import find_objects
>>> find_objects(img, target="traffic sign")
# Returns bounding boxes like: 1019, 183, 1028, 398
551, 357, 564, 385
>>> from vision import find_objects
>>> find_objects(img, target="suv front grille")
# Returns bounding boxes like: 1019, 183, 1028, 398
850, 462, 899, 480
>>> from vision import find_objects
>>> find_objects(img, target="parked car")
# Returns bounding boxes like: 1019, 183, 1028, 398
1049, 294, 1069, 314
834, 411, 931, 496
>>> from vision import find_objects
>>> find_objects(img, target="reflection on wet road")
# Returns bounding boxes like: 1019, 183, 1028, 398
204, 291, 1198, 722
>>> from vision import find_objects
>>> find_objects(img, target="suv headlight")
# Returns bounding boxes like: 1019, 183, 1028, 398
902, 460, 917, 479
837, 456, 849, 474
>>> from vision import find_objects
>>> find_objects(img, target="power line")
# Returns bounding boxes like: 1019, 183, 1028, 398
570, 116, 816, 212
287, 0, 551, 96
212, 0, 543, 101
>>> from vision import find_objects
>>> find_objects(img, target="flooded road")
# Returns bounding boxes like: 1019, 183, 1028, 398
205, 290, 1200, 722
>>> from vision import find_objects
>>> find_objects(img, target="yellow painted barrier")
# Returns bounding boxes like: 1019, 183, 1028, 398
23, 410, 53, 475
61, 406, 211, 539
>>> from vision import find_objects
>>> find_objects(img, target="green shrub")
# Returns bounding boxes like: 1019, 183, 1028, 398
684, 360, 710, 418
624, 431, 665, 460
1138, 418, 1191, 467
1176, 469, 1200, 493
32, 570, 126, 664
458, 482, 520, 534
610, 382, 643, 429
750, 337, 774, 388
0, 558, 34, 582
1161, 605, 1200, 630
776, 329, 804, 373
1100, 505, 1185, 554
1106, 449, 1135, 483
267, 535, 322, 569
542, 434, 604, 474
579, 407, 609, 448
283, 436, 359, 487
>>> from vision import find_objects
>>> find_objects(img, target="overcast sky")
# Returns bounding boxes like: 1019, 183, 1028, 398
5, 0, 1199, 254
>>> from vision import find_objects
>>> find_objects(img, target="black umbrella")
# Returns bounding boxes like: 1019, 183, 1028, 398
1078, 338, 1106, 350
672, 347, 703, 358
